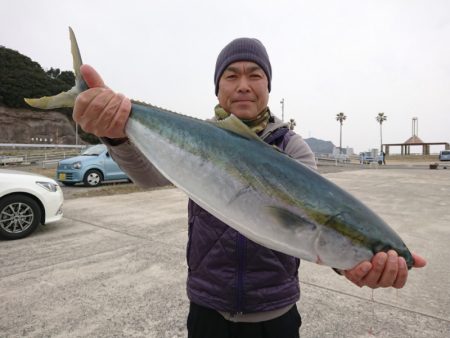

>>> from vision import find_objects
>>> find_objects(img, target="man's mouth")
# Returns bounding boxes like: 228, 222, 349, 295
232, 99, 254, 103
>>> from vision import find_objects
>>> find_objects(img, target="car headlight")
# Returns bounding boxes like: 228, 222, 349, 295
72, 161, 82, 169
36, 181, 59, 192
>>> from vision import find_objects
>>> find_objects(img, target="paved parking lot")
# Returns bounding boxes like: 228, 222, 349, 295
1, 168, 449, 337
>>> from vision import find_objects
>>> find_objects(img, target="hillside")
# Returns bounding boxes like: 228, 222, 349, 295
304, 137, 335, 154
0, 106, 76, 144
0, 46, 98, 144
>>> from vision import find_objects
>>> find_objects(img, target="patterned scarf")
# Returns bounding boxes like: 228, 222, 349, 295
214, 105, 271, 134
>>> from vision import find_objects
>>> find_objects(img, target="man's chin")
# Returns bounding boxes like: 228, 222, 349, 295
230, 106, 258, 120
232, 110, 258, 120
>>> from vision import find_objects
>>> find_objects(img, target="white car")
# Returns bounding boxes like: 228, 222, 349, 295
0, 169, 63, 240
439, 150, 450, 161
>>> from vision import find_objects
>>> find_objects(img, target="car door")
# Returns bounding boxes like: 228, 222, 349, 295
102, 151, 127, 180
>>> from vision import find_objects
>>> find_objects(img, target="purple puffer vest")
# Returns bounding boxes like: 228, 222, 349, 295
186, 128, 300, 314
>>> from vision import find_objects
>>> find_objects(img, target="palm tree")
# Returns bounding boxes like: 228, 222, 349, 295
336, 112, 347, 154
376, 112, 387, 152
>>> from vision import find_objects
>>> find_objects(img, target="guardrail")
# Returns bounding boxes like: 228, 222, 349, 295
41, 159, 61, 168
0, 143, 86, 149
0, 157, 24, 165
0, 146, 85, 168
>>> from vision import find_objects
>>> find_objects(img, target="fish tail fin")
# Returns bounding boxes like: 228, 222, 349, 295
24, 27, 88, 109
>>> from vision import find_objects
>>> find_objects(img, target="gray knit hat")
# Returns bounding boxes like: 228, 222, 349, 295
214, 38, 272, 95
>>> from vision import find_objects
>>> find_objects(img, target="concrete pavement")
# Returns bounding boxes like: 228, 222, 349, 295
0, 168, 449, 337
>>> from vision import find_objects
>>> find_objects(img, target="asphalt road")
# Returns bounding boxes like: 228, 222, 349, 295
1, 168, 449, 337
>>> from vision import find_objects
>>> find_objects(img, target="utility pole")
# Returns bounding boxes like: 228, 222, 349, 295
75, 123, 79, 145
280, 98, 285, 122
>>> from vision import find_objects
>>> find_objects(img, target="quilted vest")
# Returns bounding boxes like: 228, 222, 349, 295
186, 127, 301, 314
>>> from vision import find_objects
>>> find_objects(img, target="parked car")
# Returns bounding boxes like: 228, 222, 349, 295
439, 150, 450, 161
359, 152, 375, 164
359, 151, 384, 165
0, 169, 63, 240
56, 144, 129, 187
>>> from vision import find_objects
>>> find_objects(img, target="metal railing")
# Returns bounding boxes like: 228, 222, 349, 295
0, 144, 86, 168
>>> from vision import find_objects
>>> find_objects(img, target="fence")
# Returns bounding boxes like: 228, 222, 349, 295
0, 144, 87, 168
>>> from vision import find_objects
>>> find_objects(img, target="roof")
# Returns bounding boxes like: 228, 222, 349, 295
404, 135, 424, 144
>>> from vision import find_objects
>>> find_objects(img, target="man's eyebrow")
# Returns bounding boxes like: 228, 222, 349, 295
224, 66, 240, 73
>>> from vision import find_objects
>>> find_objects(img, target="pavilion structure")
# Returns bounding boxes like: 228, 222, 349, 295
382, 117, 449, 155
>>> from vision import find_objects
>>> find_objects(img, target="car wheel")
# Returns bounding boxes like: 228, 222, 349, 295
83, 169, 103, 187
0, 194, 41, 240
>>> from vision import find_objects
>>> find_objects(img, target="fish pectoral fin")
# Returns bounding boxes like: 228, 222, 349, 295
210, 115, 263, 142
266, 206, 316, 232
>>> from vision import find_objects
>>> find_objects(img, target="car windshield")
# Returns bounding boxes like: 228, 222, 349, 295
81, 144, 106, 156
441, 151, 450, 155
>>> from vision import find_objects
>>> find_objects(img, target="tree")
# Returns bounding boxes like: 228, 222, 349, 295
288, 118, 296, 130
376, 112, 387, 152
46, 67, 61, 78
336, 112, 347, 154
0, 46, 74, 108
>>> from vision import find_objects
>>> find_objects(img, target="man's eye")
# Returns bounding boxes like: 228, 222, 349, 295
226, 74, 237, 79
250, 74, 263, 79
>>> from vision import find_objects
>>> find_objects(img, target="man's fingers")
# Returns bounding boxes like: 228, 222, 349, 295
73, 87, 107, 122
412, 253, 427, 268
80, 64, 107, 89
86, 90, 115, 119
393, 258, 408, 289
72, 65, 131, 139
74, 89, 115, 134
377, 251, 399, 287
358, 252, 388, 288
103, 94, 131, 138
344, 262, 372, 287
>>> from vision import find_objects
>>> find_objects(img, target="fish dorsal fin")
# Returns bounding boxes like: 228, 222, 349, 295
211, 115, 263, 142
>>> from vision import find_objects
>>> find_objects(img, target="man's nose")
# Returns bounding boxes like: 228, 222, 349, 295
236, 77, 251, 92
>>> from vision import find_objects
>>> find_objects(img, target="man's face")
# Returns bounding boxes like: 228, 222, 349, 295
217, 61, 269, 120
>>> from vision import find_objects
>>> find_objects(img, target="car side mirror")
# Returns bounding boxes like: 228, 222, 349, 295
105, 152, 110, 157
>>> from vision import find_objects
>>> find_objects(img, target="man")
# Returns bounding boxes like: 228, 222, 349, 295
74, 38, 426, 338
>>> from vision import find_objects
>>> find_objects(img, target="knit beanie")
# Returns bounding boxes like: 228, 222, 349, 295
214, 38, 272, 95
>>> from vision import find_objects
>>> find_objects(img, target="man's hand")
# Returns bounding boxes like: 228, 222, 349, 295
344, 251, 426, 289
73, 64, 131, 139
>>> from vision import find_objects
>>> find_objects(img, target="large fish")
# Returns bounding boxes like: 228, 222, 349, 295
25, 28, 414, 270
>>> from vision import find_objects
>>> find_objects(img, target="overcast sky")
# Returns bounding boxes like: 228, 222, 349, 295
1, 0, 449, 153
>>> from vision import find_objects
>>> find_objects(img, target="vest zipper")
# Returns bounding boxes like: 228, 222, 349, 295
235, 232, 246, 314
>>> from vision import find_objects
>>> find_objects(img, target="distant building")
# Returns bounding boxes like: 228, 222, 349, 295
333, 147, 354, 156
